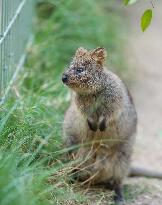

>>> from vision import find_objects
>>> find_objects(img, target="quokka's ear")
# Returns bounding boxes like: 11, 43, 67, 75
90, 47, 107, 65
74, 47, 87, 58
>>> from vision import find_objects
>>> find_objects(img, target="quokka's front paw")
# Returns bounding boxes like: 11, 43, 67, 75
87, 117, 98, 132
99, 116, 107, 131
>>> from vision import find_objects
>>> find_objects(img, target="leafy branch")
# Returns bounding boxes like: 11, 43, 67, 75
124, 0, 153, 31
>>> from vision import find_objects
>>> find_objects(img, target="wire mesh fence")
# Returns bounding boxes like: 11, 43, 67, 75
0, 0, 34, 104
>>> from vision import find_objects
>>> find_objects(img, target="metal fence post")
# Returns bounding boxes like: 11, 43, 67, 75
0, 0, 34, 104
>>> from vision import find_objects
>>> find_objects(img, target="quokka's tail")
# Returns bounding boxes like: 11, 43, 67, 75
129, 166, 162, 179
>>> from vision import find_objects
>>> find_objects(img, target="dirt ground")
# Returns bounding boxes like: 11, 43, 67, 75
84, 1, 162, 205
124, 1, 162, 204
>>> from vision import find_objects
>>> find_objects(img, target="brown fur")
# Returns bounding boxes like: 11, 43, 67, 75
62, 47, 137, 203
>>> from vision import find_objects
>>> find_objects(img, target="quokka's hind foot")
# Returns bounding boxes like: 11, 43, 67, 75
97, 181, 125, 205
113, 184, 125, 205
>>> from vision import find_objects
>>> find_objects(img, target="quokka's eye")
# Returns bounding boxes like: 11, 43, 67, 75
76, 67, 84, 73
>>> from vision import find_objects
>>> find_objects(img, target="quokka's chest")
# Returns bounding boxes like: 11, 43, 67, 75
76, 95, 105, 117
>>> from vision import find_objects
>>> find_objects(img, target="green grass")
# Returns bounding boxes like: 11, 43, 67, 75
0, 1, 127, 204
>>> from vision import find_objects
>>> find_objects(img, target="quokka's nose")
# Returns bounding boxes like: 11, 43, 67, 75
62, 74, 68, 83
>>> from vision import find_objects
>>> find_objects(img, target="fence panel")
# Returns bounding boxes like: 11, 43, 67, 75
0, 0, 34, 104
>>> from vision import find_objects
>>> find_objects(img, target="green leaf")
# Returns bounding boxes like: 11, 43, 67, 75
141, 9, 152, 32
124, 0, 130, 5
129, 0, 139, 4
124, 0, 138, 5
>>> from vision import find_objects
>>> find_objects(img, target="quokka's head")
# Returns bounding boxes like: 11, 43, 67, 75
62, 47, 107, 94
